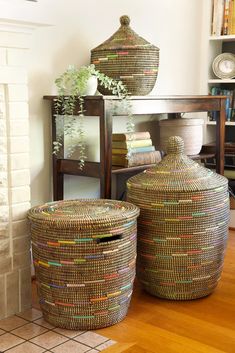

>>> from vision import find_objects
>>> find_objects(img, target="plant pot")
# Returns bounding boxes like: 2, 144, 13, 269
159, 118, 204, 155
80, 75, 98, 96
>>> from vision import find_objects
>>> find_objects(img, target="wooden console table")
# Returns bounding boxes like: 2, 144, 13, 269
44, 95, 226, 200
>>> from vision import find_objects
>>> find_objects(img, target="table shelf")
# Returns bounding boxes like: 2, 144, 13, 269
44, 95, 226, 200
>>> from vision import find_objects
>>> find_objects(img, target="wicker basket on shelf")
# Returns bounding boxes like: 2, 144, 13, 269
28, 199, 139, 330
91, 15, 159, 96
127, 136, 230, 300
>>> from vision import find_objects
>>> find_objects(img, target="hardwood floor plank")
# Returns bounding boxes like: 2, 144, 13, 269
146, 303, 235, 352
102, 343, 158, 353
101, 343, 137, 353
99, 318, 225, 353
128, 280, 235, 330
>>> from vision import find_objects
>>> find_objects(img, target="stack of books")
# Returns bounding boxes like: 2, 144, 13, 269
112, 131, 163, 167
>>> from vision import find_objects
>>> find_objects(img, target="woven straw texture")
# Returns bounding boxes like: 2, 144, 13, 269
127, 136, 230, 300
91, 15, 159, 96
28, 199, 139, 330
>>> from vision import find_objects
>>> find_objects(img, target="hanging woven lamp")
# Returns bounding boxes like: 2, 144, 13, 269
127, 136, 230, 300
91, 15, 160, 95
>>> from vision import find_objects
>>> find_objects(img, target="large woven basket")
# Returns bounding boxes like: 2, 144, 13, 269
127, 136, 230, 300
28, 199, 139, 329
91, 15, 159, 96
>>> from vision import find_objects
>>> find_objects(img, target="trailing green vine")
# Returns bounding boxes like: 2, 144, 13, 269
53, 64, 134, 169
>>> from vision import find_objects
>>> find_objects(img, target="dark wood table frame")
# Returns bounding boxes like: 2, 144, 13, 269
44, 95, 226, 200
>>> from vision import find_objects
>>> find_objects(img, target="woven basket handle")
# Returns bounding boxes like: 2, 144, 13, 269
97, 234, 123, 243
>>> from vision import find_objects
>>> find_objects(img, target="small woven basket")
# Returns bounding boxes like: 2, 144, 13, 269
127, 136, 230, 300
28, 199, 139, 329
91, 15, 159, 96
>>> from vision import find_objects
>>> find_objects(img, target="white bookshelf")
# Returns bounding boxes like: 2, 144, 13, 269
203, 0, 235, 226
208, 79, 235, 83
209, 35, 235, 41
207, 121, 235, 125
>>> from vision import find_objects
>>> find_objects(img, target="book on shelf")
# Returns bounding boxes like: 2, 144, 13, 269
223, 0, 230, 35
232, 0, 235, 33
112, 131, 150, 141
211, 0, 235, 35
112, 145, 155, 154
112, 139, 153, 149
112, 150, 164, 168
228, 0, 234, 33
209, 87, 235, 121
212, 0, 225, 36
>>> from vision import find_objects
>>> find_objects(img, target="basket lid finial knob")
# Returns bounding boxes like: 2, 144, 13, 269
120, 15, 130, 26
167, 136, 184, 154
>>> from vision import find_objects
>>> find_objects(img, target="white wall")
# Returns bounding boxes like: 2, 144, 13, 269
2, 0, 204, 205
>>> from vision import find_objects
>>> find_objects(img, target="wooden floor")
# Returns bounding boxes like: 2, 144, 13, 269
32, 230, 235, 353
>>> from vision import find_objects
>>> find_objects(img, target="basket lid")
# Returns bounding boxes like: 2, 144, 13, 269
127, 136, 228, 193
28, 199, 139, 226
91, 15, 159, 51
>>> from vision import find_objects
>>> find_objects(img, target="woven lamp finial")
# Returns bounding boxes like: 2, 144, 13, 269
167, 136, 184, 154
120, 15, 130, 26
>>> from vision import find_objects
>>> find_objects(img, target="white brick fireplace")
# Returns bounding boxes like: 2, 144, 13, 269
0, 19, 42, 319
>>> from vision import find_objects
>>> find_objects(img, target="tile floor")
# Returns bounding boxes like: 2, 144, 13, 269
0, 308, 116, 352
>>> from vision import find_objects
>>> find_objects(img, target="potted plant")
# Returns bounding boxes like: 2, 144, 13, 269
53, 64, 134, 169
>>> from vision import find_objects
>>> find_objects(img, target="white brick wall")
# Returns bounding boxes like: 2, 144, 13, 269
8, 84, 28, 101
0, 188, 8, 205
9, 119, 29, 136
0, 66, 27, 84
11, 186, 30, 203
11, 202, 31, 222
10, 153, 29, 170
0, 24, 32, 318
7, 48, 29, 66
0, 31, 31, 49
0, 171, 8, 187
0, 206, 9, 223
0, 154, 7, 172
0, 88, 9, 233
10, 136, 30, 153
0, 48, 7, 65
9, 102, 29, 119
0, 117, 6, 135
0, 137, 7, 154
10, 170, 30, 187
12, 220, 29, 238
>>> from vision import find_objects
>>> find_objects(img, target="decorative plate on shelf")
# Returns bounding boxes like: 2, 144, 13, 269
212, 52, 235, 79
